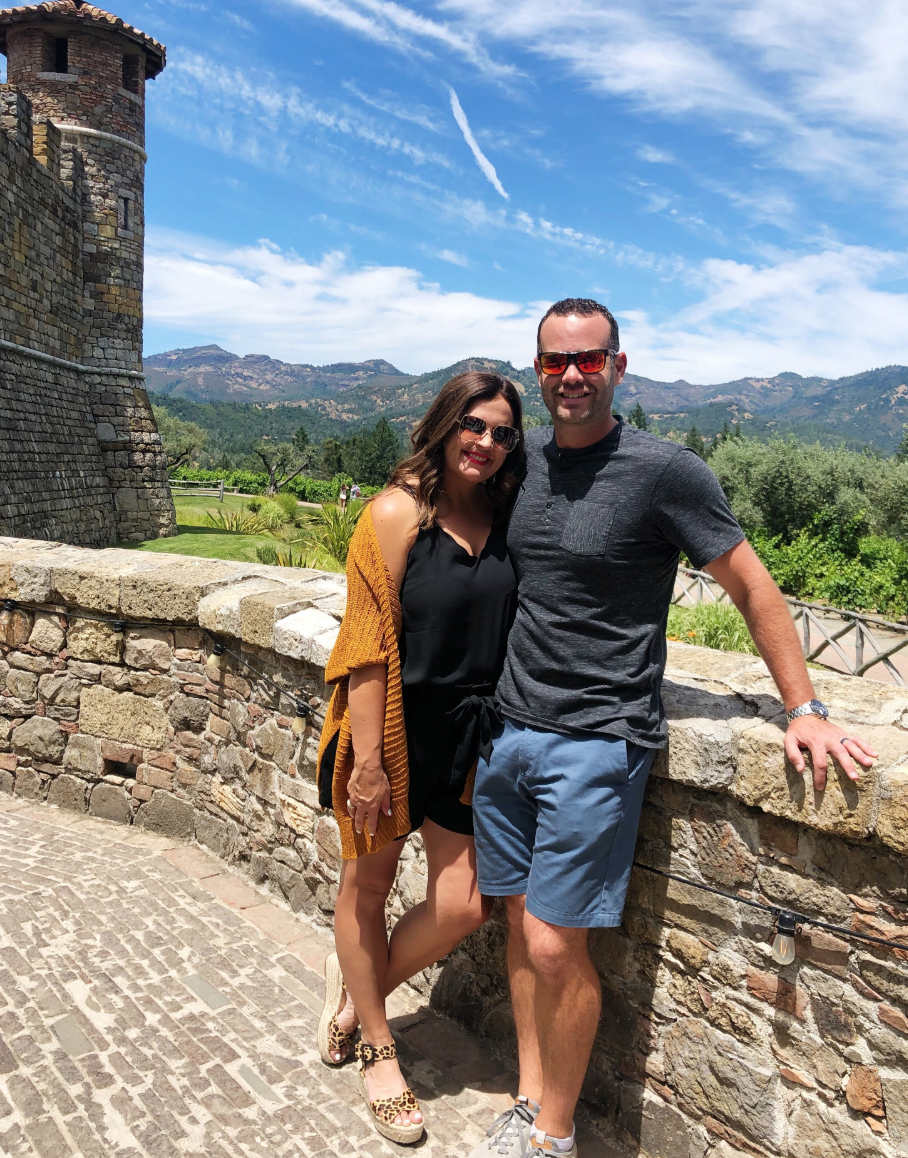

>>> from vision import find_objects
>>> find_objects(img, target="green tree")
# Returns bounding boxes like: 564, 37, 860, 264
348, 419, 402, 487
319, 438, 344, 479
684, 425, 706, 458
254, 441, 315, 496
896, 425, 908, 462
152, 406, 207, 473
628, 403, 650, 431
292, 424, 310, 455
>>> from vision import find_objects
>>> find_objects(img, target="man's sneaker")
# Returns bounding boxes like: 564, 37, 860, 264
467, 1096, 539, 1158
526, 1127, 578, 1158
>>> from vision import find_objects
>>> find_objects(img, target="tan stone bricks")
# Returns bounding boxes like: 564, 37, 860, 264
0, 13, 174, 546
80, 684, 169, 747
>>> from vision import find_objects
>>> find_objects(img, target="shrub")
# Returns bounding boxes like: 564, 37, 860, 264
256, 501, 287, 530
666, 602, 757, 654
751, 524, 908, 618
275, 491, 300, 522
246, 497, 263, 513
173, 466, 383, 505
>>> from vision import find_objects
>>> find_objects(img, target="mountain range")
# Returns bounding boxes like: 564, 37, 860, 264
146, 345, 908, 454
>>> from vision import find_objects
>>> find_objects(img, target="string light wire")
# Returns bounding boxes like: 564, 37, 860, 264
634, 861, 908, 957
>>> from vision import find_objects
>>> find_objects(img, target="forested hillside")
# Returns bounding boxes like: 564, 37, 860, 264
148, 345, 908, 455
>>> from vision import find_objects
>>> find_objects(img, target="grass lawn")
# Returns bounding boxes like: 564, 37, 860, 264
117, 494, 285, 564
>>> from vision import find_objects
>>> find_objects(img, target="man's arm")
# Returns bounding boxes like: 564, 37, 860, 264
704, 539, 877, 791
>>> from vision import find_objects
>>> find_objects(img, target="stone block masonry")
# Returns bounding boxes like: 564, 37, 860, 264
0, 1, 174, 545
2, 535, 908, 1157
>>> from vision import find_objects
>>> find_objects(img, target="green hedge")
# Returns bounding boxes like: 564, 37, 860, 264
169, 468, 380, 503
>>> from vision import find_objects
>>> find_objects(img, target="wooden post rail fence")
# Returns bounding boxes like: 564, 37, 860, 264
674, 565, 908, 685
168, 478, 225, 502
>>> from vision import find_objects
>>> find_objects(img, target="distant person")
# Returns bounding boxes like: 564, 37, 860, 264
338, 483, 348, 511
468, 297, 879, 1158
351, 482, 362, 501
316, 372, 525, 1144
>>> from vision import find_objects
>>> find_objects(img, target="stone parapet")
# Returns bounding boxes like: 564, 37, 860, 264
0, 535, 907, 1158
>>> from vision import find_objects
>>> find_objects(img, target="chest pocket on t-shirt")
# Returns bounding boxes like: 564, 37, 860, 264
560, 500, 618, 555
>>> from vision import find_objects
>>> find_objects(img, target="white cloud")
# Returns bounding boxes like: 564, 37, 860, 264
277, 0, 517, 80
448, 87, 509, 200
419, 244, 470, 266
144, 229, 539, 372
144, 229, 908, 383
637, 145, 675, 164
154, 52, 454, 170
623, 244, 908, 382
438, 0, 908, 202
342, 82, 444, 132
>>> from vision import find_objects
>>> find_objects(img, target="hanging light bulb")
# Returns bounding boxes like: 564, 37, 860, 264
206, 641, 226, 678
2, 600, 15, 612
771, 911, 798, 966
111, 619, 126, 640
292, 698, 311, 736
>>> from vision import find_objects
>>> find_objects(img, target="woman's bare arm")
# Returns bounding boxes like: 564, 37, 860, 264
346, 489, 420, 836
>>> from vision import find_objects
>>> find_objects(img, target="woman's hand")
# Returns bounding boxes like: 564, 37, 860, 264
347, 757, 393, 837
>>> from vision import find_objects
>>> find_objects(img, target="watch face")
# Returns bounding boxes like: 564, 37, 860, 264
810, 699, 829, 719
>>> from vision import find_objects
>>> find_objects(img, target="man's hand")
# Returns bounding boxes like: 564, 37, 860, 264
347, 758, 393, 837
784, 715, 878, 791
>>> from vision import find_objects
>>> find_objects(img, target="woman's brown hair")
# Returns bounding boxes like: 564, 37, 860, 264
387, 370, 525, 527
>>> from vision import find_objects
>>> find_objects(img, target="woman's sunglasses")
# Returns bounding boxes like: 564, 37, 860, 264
458, 414, 521, 453
538, 349, 615, 376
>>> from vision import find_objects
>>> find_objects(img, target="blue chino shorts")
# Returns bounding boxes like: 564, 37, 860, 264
473, 717, 656, 928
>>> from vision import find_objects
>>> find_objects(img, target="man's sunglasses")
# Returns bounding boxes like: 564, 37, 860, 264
458, 414, 521, 453
538, 349, 616, 376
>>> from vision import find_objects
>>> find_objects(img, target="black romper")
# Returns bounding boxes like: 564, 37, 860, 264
399, 522, 517, 836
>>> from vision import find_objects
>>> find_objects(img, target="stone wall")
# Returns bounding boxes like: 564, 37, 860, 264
0, 9, 175, 546
1, 535, 908, 1158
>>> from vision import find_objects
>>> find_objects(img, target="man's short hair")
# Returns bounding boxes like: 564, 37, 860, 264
536, 298, 619, 353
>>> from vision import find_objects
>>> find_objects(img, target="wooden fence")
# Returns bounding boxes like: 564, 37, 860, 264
168, 479, 225, 502
674, 566, 908, 685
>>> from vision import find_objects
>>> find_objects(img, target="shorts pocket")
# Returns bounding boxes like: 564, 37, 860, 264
560, 500, 617, 555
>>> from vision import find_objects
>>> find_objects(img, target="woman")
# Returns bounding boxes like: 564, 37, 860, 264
316, 371, 524, 1143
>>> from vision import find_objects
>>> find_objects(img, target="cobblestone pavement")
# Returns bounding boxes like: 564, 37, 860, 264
0, 798, 619, 1158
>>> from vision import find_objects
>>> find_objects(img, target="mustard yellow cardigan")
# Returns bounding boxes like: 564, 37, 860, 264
317, 505, 411, 859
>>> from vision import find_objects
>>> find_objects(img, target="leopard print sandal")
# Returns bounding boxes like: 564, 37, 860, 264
355, 1039, 424, 1144
317, 952, 357, 1066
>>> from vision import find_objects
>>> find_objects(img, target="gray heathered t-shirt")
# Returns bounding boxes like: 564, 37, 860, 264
496, 419, 745, 748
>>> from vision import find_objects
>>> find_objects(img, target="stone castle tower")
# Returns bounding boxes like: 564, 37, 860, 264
0, 0, 175, 545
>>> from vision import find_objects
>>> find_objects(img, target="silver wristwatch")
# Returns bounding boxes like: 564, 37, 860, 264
787, 699, 829, 723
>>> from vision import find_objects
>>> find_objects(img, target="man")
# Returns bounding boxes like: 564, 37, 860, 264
469, 298, 877, 1158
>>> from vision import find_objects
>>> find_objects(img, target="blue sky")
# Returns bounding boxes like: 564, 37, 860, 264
73, 1, 908, 378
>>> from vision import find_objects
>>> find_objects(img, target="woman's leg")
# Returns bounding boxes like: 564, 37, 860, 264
385, 818, 490, 993
333, 839, 422, 1126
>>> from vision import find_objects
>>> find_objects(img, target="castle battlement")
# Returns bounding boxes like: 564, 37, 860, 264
0, 1, 175, 547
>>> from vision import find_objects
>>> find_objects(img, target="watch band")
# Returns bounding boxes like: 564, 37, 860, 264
787, 699, 828, 723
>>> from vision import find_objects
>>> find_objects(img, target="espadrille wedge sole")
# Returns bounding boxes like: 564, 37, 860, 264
317, 952, 356, 1066
356, 1040, 424, 1144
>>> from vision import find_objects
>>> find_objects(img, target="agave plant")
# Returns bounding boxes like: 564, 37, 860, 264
205, 507, 268, 534
300, 500, 365, 566
255, 540, 338, 571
